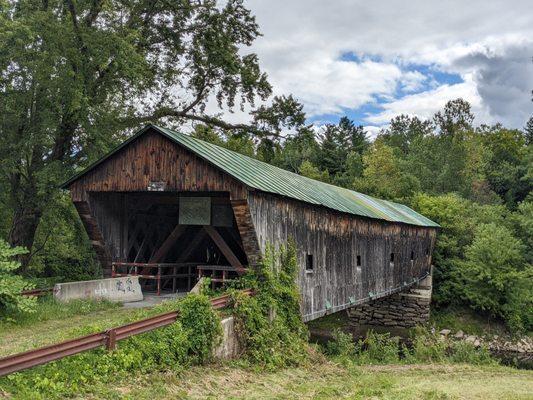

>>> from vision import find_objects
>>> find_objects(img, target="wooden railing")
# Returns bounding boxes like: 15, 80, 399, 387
112, 262, 197, 295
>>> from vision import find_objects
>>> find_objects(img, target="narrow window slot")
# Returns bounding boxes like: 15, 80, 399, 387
306, 254, 314, 272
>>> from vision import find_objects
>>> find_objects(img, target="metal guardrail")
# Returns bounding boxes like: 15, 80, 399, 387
0, 289, 254, 377
19, 288, 53, 297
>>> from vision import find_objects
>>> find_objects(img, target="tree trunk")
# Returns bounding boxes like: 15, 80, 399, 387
8, 179, 43, 273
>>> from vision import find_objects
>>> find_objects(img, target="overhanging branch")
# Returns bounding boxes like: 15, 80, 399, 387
119, 108, 285, 138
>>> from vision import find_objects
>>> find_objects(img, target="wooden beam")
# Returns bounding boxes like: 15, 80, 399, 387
176, 227, 207, 262
203, 225, 245, 274
231, 199, 262, 267
150, 224, 187, 263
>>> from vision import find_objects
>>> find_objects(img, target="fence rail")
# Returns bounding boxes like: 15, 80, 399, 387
0, 288, 253, 377
19, 288, 53, 297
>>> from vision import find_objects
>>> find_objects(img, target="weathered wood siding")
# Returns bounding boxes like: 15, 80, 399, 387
69, 130, 248, 202
248, 192, 437, 321
67, 129, 250, 274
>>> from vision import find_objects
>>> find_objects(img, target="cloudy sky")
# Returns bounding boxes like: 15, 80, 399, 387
227, 0, 533, 134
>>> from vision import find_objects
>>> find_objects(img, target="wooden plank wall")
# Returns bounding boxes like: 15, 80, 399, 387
248, 192, 437, 322
68, 130, 247, 202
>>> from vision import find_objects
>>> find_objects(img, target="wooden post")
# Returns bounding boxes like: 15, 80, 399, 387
157, 265, 161, 296
105, 329, 117, 351
172, 265, 177, 293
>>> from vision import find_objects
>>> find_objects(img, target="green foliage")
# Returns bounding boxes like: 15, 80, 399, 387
412, 193, 532, 333
178, 294, 222, 364
325, 328, 496, 367
29, 195, 102, 281
0, 240, 36, 316
0, 294, 222, 398
404, 328, 495, 366
353, 331, 401, 365
325, 328, 355, 357
404, 327, 447, 363
299, 160, 330, 182
354, 140, 420, 201
461, 224, 532, 332
232, 242, 309, 369
429, 306, 508, 337
448, 341, 495, 365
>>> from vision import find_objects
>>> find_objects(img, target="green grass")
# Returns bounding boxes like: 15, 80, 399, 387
1, 299, 531, 399
0, 296, 142, 357
80, 361, 533, 399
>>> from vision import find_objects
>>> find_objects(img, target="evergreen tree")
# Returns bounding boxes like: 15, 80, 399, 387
524, 116, 533, 145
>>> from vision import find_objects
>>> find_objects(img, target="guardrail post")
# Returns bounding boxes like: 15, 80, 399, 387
105, 329, 117, 351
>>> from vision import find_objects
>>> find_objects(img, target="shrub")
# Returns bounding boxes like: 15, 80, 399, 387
232, 242, 309, 369
404, 327, 447, 363
325, 328, 355, 358
0, 239, 36, 316
354, 331, 400, 365
460, 223, 531, 332
178, 293, 222, 364
413, 193, 532, 333
404, 327, 496, 366
448, 341, 495, 365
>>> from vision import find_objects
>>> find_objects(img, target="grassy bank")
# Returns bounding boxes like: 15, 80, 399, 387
0, 297, 143, 357
66, 361, 533, 399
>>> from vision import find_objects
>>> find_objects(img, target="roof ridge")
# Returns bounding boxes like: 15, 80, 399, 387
62, 124, 439, 228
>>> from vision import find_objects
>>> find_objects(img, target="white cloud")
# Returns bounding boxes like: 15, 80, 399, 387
238, 0, 533, 128
364, 74, 489, 125
273, 58, 401, 117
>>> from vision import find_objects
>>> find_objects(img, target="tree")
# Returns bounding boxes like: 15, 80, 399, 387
525, 116, 533, 145
275, 126, 320, 173
379, 114, 432, 155
299, 160, 330, 183
434, 98, 474, 136
460, 223, 531, 332
0, 0, 304, 269
353, 141, 420, 200
479, 125, 530, 207
317, 117, 368, 178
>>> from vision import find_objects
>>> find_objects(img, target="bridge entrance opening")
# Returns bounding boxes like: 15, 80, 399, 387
89, 191, 248, 294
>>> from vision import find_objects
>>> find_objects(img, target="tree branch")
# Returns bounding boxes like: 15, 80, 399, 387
119, 107, 284, 138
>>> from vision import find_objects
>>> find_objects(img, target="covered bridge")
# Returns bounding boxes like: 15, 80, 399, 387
62, 124, 438, 322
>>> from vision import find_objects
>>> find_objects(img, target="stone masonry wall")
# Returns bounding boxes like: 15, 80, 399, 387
347, 271, 432, 329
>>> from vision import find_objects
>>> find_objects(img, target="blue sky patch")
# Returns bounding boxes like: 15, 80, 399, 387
311, 54, 464, 127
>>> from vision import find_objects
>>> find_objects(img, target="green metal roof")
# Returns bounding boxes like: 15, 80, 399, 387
62, 124, 439, 228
